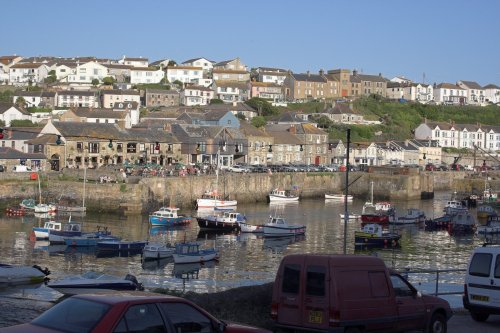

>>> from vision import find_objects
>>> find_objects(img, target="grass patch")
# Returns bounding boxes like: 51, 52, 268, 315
120, 184, 127, 192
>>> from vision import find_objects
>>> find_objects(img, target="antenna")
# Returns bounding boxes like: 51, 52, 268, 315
423, 72, 426, 84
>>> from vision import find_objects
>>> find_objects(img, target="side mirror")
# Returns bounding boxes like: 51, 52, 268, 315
217, 321, 226, 333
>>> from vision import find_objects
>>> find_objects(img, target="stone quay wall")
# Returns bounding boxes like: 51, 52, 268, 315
1, 170, 491, 215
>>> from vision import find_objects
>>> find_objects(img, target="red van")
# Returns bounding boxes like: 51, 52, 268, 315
271, 254, 452, 333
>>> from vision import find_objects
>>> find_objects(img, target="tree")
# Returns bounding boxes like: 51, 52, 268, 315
314, 115, 334, 129
210, 98, 224, 105
102, 76, 115, 85
91, 78, 100, 87
236, 113, 246, 120
15, 96, 26, 108
251, 116, 267, 128
167, 60, 177, 66
245, 97, 278, 116
173, 80, 183, 88
45, 70, 57, 84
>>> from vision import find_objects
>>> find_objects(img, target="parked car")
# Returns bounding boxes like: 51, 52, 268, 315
0, 292, 272, 333
425, 163, 435, 171
463, 244, 500, 322
435, 164, 449, 171
228, 164, 250, 173
462, 165, 474, 171
12, 165, 32, 172
272, 254, 452, 333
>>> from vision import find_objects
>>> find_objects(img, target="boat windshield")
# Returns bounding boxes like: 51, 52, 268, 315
32, 297, 110, 333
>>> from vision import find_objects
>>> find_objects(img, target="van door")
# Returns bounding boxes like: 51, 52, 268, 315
275, 255, 304, 327
302, 263, 329, 330
390, 273, 426, 332
466, 251, 500, 308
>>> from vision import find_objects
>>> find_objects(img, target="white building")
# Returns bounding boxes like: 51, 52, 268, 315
181, 86, 215, 106
483, 84, 500, 104
57, 91, 99, 108
256, 67, 288, 86
64, 62, 109, 85
165, 66, 203, 84
118, 56, 149, 68
130, 67, 164, 84
457, 80, 485, 106
432, 83, 467, 105
101, 89, 141, 108
0, 103, 32, 126
9, 63, 49, 85
181, 57, 214, 74
213, 81, 250, 103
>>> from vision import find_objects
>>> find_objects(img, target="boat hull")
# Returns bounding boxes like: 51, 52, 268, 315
361, 214, 390, 223
0, 264, 49, 286
239, 222, 264, 233
173, 249, 218, 264
263, 225, 306, 237
268, 195, 299, 203
325, 194, 353, 200
149, 216, 191, 226
142, 243, 175, 260
97, 241, 147, 251
196, 198, 237, 209
196, 217, 240, 231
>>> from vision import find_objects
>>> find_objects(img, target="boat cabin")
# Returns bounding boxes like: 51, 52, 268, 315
62, 223, 82, 232
267, 216, 287, 226
175, 242, 200, 255
152, 207, 180, 218
201, 191, 222, 200
360, 223, 384, 236
43, 221, 62, 231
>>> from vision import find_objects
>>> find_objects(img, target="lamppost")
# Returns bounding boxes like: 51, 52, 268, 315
343, 128, 351, 255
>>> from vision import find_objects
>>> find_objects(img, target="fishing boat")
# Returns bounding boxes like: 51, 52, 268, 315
32, 221, 62, 239
196, 211, 246, 231
173, 241, 219, 264
448, 210, 477, 236
325, 193, 353, 201
142, 242, 176, 260
477, 216, 500, 235
268, 188, 300, 203
148, 207, 192, 226
262, 215, 306, 237
354, 223, 401, 247
49, 221, 83, 243
97, 239, 148, 251
477, 204, 497, 225
443, 192, 468, 215
388, 208, 426, 225
46, 271, 143, 295
19, 198, 36, 210
0, 263, 50, 286
196, 161, 237, 209
64, 229, 117, 247
361, 182, 394, 223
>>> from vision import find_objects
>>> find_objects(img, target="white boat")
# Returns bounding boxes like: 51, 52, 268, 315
142, 242, 176, 260
33, 172, 57, 213
389, 208, 426, 225
0, 263, 50, 286
48, 222, 82, 243
268, 188, 300, 203
32, 221, 62, 239
443, 192, 468, 215
239, 222, 264, 233
196, 190, 237, 209
362, 182, 392, 212
339, 213, 361, 220
57, 166, 87, 213
173, 242, 219, 264
325, 193, 353, 201
263, 215, 306, 237
46, 271, 143, 295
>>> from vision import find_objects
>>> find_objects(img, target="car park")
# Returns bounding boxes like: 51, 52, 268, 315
0, 292, 272, 333
463, 244, 500, 322
272, 254, 452, 333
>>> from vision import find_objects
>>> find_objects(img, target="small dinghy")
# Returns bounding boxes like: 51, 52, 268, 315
0, 263, 50, 286
47, 271, 143, 295
142, 242, 176, 260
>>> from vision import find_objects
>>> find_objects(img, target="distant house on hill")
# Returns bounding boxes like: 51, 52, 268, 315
0, 103, 32, 126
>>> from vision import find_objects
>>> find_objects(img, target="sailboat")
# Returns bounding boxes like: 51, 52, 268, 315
360, 181, 393, 223
196, 151, 237, 209
34, 172, 57, 214
57, 167, 87, 213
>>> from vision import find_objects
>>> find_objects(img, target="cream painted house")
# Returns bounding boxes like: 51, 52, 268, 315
165, 66, 203, 84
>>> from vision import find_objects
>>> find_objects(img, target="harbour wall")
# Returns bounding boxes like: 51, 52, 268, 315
0, 170, 497, 214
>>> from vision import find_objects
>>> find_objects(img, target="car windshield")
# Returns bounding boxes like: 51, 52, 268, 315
32, 298, 111, 333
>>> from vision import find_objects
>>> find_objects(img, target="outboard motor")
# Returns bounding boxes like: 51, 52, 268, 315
125, 274, 144, 291
33, 265, 51, 276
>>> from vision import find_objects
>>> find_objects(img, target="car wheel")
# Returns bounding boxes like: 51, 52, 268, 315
426, 313, 446, 333
470, 311, 489, 322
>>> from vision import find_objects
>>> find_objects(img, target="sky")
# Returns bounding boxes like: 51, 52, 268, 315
1, 0, 499, 85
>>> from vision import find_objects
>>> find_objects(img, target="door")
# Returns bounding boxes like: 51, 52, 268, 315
315, 156, 320, 165
275, 256, 304, 326
302, 264, 328, 330
390, 274, 426, 332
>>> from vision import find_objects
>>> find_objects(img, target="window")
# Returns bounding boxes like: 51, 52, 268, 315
282, 264, 300, 294
88, 142, 99, 153
306, 265, 326, 296
114, 304, 165, 333
390, 274, 414, 297
158, 302, 213, 333
469, 253, 492, 277
127, 143, 137, 153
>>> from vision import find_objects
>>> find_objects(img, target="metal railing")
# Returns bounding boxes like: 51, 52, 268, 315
402, 268, 467, 296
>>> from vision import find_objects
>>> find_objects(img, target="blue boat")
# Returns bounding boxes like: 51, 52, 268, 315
49, 223, 82, 243
173, 241, 218, 264
148, 207, 192, 226
64, 235, 119, 247
97, 239, 148, 251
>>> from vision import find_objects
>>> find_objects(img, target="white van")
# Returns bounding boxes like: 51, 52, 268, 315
12, 165, 31, 172
463, 244, 500, 321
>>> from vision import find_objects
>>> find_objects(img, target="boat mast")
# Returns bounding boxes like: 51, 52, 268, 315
82, 165, 86, 209
38, 171, 42, 204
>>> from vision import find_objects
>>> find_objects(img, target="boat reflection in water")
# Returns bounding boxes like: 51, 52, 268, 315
263, 234, 305, 253
32, 240, 67, 255
172, 260, 217, 280
197, 230, 238, 241
141, 256, 174, 271
96, 248, 143, 258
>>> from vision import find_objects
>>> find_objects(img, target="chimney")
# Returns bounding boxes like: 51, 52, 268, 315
319, 69, 324, 76
379, 73, 382, 77
353, 69, 358, 76
163, 123, 172, 132
8, 129, 13, 139
307, 70, 310, 77
289, 124, 296, 134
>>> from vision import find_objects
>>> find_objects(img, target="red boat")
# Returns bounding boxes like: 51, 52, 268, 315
361, 212, 390, 223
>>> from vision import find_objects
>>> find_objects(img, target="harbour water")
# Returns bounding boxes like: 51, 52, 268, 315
0, 190, 493, 316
